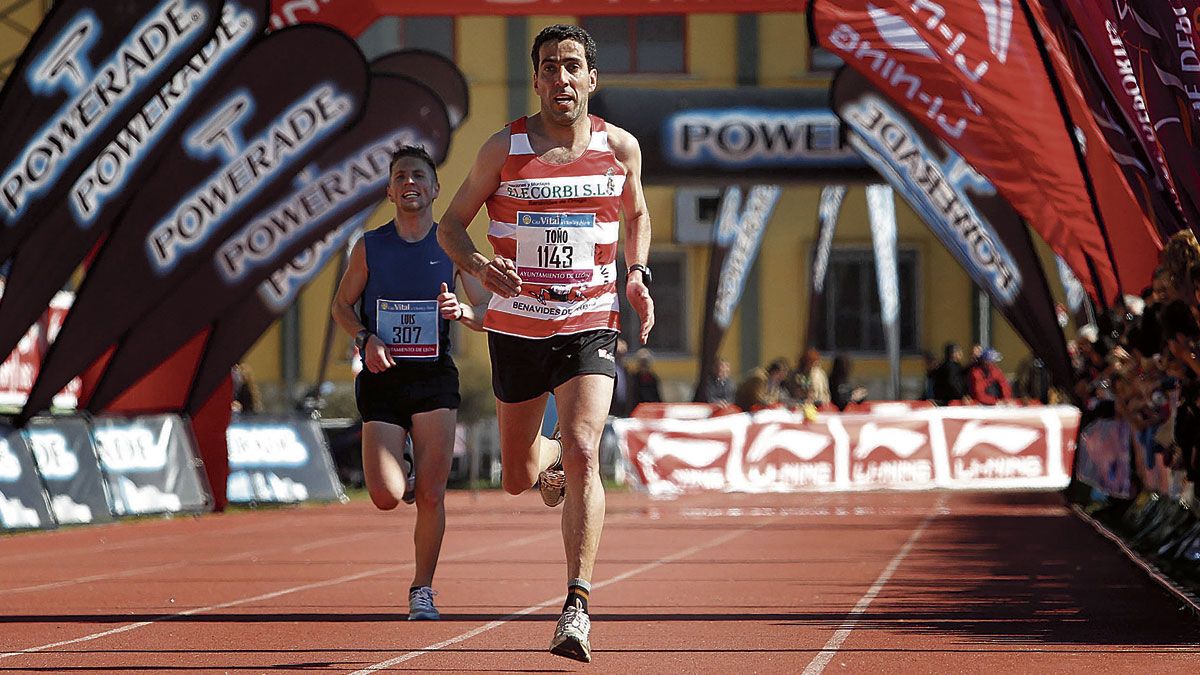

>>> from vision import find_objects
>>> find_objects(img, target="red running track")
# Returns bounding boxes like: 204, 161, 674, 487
0, 489, 1197, 672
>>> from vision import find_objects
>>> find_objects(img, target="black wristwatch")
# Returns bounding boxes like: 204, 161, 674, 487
628, 263, 652, 285
354, 329, 370, 350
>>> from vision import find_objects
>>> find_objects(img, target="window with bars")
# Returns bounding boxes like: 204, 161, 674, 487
580, 15, 686, 74
813, 248, 920, 354
356, 16, 455, 62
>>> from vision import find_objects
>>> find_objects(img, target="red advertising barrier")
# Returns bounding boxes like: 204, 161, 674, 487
613, 405, 1079, 495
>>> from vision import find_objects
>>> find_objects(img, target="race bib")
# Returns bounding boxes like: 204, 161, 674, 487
515, 211, 595, 284
376, 299, 438, 359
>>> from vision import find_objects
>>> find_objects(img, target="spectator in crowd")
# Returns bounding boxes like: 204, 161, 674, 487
231, 362, 263, 413
629, 348, 662, 408
967, 348, 1013, 405
609, 338, 632, 417
929, 342, 969, 405
697, 358, 734, 406
734, 360, 790, 411
1013, 356, 1052, 404
787, 348, 830, 407
765, 358, 792, 406
828, 354, 867, 410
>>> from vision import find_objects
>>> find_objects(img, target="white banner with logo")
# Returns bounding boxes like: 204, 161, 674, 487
226, 414, 346, 504
613, 405, 1079, 496
90, 414, 212, 516
27, 416, 112, 525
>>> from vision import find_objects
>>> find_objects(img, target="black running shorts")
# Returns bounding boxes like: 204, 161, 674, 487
355, 362, 460, 429
487, 329, 618, 403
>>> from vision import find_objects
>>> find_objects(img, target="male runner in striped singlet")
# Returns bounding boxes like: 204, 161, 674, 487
332, 146, 489, 622
438, 24, 655, 662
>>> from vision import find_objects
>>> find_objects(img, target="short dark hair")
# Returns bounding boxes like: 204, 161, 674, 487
389, 145, 438, 184
531, 24, 597, 73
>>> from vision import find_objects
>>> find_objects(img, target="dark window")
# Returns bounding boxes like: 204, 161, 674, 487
356, 16, 455, 62
814, 249, 920, 354
581, 15, 685, 74
808, 45, 843, 73
619, 251, 688, 354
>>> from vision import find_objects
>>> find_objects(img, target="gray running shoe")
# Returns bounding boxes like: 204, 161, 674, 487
549, 600, 591, 662
538, 424, 565, 508
408, 586, 439, 621
402, 451, 416, 505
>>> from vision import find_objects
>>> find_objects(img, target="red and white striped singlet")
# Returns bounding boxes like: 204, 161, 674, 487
482, 115, 624, 339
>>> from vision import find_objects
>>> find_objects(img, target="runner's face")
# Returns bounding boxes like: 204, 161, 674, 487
534, 39, 595, 125
386, 157, 438, 213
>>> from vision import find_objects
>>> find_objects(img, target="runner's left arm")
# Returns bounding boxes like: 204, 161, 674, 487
609, 123, 655, 343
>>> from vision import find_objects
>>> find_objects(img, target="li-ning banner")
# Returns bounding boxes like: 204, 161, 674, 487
0, 1, 267, 394
590, 87, 873, 184
187, 215, 364, 413
84, 74, 451, 412
832, 71, 1074, 390
613, 405, 1079, 495
269, 0, 803, 34
0, 0, 226, 264
27, 415, 112, 525
804, 184, 846, 350
226, 414, 345, 503
693, 185, 781, 401
809, 0, 1123, 303
0, 422, 55, 530
18, 25, 369, 422
90, 413, 211, 515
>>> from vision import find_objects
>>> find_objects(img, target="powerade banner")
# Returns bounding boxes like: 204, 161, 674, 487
0, 422, 55, 530
0, 1, 267, 395
90, 414, 211, 515
187, 216, 363, 412
613, 405, 1079, 495
268, 0, 802, 34
590, 87, 874, 184
0, 0, 225, 264
866, 184, 900, 398
226, 414, 345, 503
810, 0, 1125, 303
693, 186, 781, 401
18, 26, 369, 422
27, 416, 112, 525
833, 70, 1073, 390
84, 74, 451, 412
372, 50, 469, 129
804, 185, 846, 350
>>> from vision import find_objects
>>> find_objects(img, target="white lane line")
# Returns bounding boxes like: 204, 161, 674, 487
352, 526, 757, 673
0, 531, 379, 596
802, 503, 942, 675
0, 531, 556, 660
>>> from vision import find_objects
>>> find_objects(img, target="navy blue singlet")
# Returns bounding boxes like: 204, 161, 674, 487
359, 222, 455, 366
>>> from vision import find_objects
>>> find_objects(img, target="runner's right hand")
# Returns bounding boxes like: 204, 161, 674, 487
363, 334, 395, 373
479, 255, 522, 298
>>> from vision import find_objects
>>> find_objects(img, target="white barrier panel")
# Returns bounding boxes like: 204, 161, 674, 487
90, 414, 213, 516
0, 421, 55, 530
613, 405, 1079, 496
27, 416, 113, 524
226, 414, 346, 504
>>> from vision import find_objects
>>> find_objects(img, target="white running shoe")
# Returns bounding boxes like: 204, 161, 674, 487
549, 600, 591, 662
538, 424, 565, 508
408, 586, 439, 621
402, 451, 416, 505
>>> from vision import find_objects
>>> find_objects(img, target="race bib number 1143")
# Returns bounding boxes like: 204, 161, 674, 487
515, 211, 595, 284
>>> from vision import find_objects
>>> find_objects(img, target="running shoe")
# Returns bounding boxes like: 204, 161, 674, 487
538, 424, 565, 508
549, 599, 591, 662
402, 451, 416, 505
408, 586, 439, 621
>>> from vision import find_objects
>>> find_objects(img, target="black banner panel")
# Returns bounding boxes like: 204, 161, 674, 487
0, 422, 56, 530
27, 416, 113, 524
90, 414, 212, 515
226, 414, 345, 504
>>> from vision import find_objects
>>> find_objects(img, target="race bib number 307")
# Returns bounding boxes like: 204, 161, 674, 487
376, 299, 438, 359
515, 211, 595, 284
